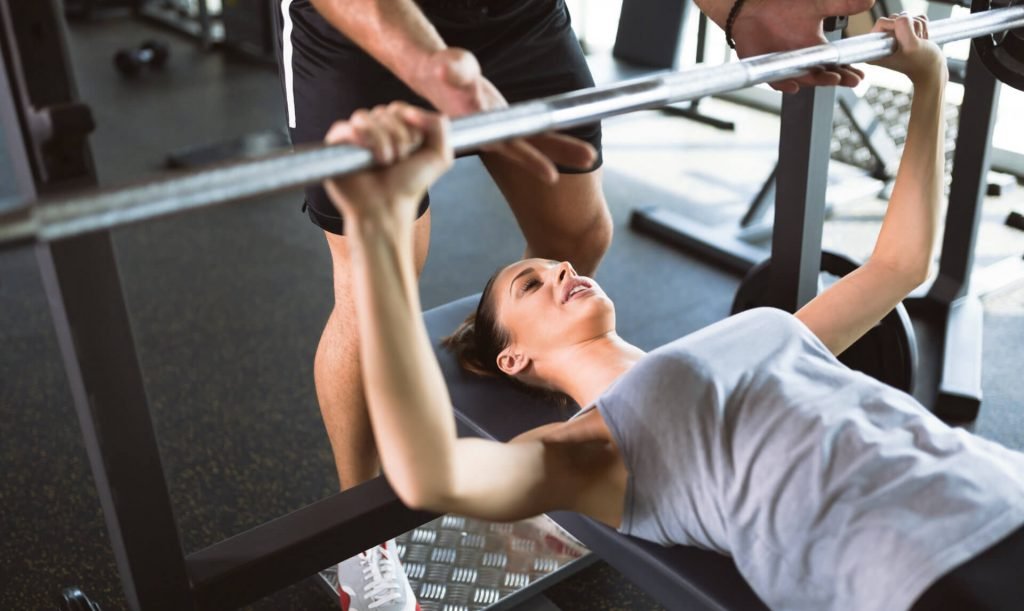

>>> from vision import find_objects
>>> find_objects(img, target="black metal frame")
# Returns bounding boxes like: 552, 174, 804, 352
629, 23, 901, 280
630, 22, 1022, 421
2, 2, 446, 609
660, 9, 736, 131
0, 39, 33, 218
769, 72, 839, 311
904, 48, 1015, 422
630, 26, 845, 282
614, 0, 735, 130
10, 2, 1023, 608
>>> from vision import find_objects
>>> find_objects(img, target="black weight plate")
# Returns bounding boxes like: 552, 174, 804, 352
972, 0, 1024, 92
731, 251, 918, 393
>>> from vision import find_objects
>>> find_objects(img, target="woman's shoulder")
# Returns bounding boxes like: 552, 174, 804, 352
621, 308, 821, 391
649, 307, 803, 361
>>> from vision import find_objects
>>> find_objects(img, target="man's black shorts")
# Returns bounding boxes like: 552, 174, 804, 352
273, 0, 603, 235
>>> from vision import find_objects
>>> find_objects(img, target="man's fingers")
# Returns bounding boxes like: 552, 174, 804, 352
834, 65, 866, 87
485, 139, 559, 184
526, 132, 597, 171
769, 79, 802, 94
783, 70, 840, 91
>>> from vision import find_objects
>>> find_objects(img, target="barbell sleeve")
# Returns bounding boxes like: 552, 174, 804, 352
2, 5, 1022, 246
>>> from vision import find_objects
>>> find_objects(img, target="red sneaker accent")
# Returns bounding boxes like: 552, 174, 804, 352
338, 586, 351, 610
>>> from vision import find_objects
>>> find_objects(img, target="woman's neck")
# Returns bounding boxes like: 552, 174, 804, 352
539, 335, 646, 408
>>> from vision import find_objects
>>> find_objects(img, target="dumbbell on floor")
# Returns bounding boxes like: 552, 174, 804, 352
58, 587, 102, 611
113, 40, 169, 77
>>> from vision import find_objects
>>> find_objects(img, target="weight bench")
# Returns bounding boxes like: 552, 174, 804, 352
425, 295, 768, 611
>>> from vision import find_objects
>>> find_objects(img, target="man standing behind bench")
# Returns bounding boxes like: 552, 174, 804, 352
271, 0, 873, 608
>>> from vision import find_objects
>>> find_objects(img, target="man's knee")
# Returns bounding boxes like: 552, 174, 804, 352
585, 204, 614, 256
546, 199, 613, 274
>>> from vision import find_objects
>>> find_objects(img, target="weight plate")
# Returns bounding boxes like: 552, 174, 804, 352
972, 0, 1024, 92
732, 251, 918, 393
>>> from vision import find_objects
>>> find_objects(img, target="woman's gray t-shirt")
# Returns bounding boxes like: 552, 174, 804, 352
592, 308, 1024, 611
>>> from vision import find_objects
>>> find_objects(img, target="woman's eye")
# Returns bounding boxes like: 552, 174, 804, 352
520, 278, 540, 294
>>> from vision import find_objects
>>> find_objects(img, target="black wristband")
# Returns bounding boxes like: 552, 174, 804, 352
725, 0, 747, 50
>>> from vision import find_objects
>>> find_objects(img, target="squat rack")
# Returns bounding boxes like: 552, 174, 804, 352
3, 0, 1024, 609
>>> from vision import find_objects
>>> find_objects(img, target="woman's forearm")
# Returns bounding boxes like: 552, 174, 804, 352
870, 73, 946, 284
310, 0, 445, 88
345, 212, 459, 508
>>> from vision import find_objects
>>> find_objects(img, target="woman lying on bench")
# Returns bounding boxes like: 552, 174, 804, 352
322, 15, 1024, 611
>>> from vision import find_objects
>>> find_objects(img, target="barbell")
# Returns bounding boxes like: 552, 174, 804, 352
1, 5, 1022, 247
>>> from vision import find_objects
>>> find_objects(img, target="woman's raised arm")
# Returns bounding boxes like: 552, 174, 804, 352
322, 103, 596, 520
797, 14, 948, 356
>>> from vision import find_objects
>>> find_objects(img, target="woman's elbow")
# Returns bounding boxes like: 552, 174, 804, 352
870, 255, 931, 292
389, 473, 456, 513
899, 257, 932, 290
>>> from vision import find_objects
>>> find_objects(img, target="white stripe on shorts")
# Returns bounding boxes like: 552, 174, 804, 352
280, 0, 297, 128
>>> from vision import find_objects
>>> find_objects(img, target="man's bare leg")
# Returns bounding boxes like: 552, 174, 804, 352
315, 209, 432, 489
482, 155, 611, 277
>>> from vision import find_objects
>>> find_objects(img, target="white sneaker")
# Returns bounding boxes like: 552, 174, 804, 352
336, 539, 419, 611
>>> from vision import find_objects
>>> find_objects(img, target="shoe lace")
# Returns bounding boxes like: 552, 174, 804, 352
360, 546, 403, 609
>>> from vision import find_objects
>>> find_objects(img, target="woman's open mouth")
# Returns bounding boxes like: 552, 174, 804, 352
563, 278, 594, 303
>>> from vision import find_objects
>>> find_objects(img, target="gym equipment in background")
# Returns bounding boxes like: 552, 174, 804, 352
732, 251, 919, 394
113, 40, 169, 77
3, 1, 1024, 609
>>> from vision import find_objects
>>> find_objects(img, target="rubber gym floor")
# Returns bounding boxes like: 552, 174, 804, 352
2, 15, 1023, 611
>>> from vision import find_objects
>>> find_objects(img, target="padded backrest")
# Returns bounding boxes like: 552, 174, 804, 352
425, 295, 576, 441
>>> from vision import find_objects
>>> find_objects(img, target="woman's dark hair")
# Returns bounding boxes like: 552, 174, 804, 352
442, 271, 509, 377
442, 268, 573, 409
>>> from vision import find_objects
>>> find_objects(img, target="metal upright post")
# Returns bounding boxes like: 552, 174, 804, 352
928, 50, 999, 306
36, 233, 195, 611
768, 25, 843, 311
909, 48, 1000, 421
2, 1, 195, 608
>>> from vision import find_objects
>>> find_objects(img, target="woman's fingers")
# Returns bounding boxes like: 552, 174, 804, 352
349, 108, 395, 164
399, 104, 453, 168
324, 120, 357, 146
333, 102, 438, 167
373, 103, 421, 161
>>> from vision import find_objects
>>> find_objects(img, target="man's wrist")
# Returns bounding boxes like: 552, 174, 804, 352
693, 0, 730, 28
695, 0, 765, 30
402, 47, 453, 100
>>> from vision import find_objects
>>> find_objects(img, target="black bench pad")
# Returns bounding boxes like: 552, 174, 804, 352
425, 295, 767, 611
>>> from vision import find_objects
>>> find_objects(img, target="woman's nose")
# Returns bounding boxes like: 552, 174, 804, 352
556, 261, 574, 282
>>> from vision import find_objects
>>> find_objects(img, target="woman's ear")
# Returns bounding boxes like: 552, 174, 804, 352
497, 346, 530, 377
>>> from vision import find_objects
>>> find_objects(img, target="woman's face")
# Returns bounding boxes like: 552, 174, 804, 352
490, 258, 615, 376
